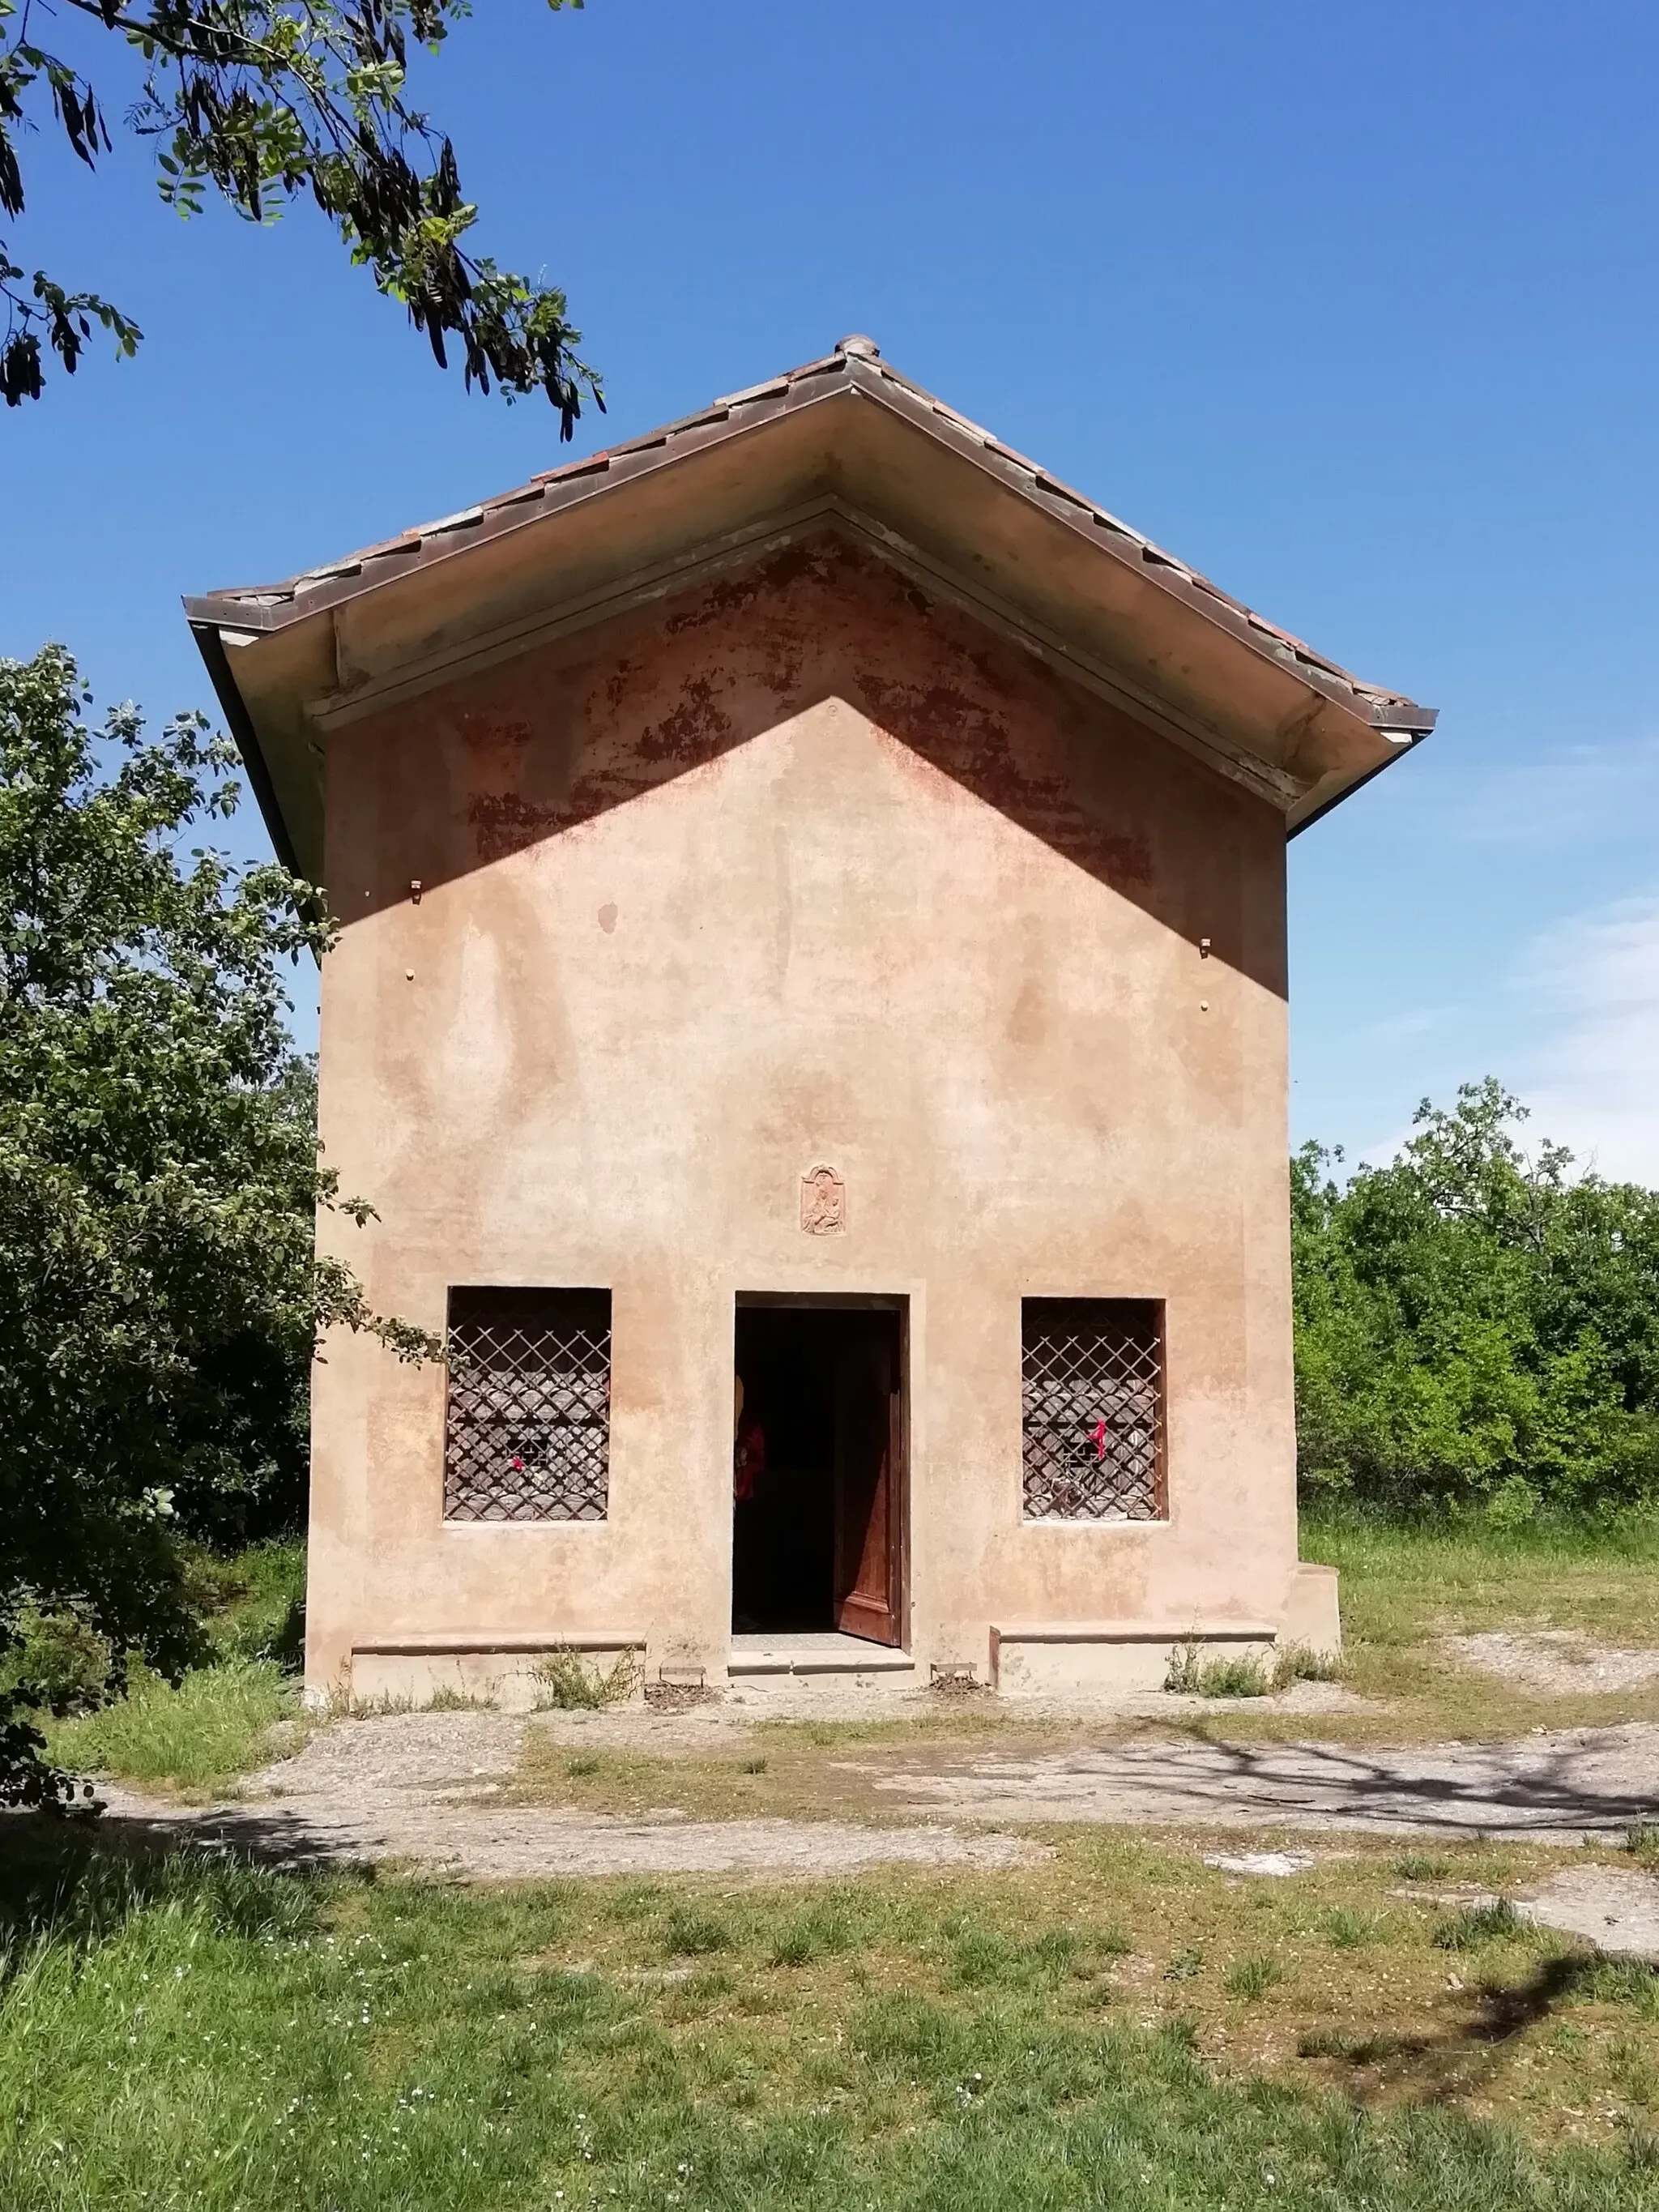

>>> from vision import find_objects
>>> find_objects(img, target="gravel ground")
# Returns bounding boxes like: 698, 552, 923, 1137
879, 1723, 1659, 1841
101, 1799, 1042, 1881
1516, 1864, 1659, 1959
100, 1710, 1041, 1878
1450, 1630, 1659, 1696
94, 1706, 1659, 1880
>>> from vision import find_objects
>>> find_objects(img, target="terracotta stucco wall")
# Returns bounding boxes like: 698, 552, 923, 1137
307, 536, 1299, 1690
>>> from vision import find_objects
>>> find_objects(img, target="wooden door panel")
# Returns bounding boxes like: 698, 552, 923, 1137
834, 1315, 904, 1646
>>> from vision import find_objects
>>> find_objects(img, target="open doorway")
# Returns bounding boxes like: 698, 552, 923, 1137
731, 1300, 906, 1646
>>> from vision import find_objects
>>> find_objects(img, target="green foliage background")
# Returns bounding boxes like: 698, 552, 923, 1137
1292, 1080, 1659, 1522
0, 646, 429, 1800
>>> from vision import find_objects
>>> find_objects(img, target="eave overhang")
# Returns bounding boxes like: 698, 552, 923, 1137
186, 342, 1435, 889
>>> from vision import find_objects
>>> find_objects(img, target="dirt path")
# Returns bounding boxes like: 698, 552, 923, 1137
873, 1723, 1659, 1840
97, 1711, 1036, 1877
96, 1706, 1659, 1881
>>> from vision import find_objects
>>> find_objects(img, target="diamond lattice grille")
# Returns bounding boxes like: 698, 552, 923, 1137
443, 1288, 611, 1522
1021, 1299, 1165, 1521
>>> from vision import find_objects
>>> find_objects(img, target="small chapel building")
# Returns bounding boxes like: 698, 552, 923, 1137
187, 338, 1434, 1704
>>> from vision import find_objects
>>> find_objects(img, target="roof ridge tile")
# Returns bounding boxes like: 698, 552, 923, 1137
182, 339, 1434, 744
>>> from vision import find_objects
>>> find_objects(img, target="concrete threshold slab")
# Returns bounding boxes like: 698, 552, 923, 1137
729, 1632, 915, 1677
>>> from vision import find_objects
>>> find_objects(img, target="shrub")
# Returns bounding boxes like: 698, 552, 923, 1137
0, 1604, 113, 1715
0, 651, 437, 1806
531, 1646, 639, 1710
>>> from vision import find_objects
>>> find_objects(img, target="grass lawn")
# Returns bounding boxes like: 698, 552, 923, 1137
1303, 1512, 1659, 1650
9, 1516, 1659, 2206
6, 1830, 1659, 2209
28, 1541, 312, 1799
45, 1655, 301, 1798
1280, 1512, 1659, 1744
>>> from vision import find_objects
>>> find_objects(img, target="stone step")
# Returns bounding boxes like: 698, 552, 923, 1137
728, 1632, 916, 1678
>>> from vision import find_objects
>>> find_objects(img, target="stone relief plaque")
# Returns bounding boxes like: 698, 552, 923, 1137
800, 1164, 846, 1236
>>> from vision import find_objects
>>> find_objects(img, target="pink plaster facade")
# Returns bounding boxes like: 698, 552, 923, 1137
305, 536, 1328, 1697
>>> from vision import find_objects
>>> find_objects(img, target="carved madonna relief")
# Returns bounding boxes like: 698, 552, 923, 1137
800, 1164, 847, 1236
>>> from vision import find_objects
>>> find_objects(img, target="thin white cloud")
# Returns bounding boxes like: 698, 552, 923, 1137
1358, 1004, 1461, 1044
1427, 735, 1659, 851
1520, 893, 1659, 1182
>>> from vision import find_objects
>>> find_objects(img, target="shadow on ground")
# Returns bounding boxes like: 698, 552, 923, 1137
889, 1723, 1659, 1839
6, 1710, 1656, 1892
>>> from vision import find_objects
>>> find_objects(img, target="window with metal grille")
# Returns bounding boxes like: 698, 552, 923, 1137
443, 1287, 611, 1522
1021, 1298, 1165, 1522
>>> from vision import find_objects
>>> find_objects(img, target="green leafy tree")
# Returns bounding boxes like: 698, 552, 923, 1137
1, 0, 601, 420
1293, 1078, 1659, 1520
0, 644, 432, 1803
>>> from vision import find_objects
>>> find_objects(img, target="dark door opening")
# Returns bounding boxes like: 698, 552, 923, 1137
732, 1303, 906, 1646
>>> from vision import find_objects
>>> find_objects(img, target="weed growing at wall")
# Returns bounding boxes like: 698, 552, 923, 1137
531, 1647, 640, 1710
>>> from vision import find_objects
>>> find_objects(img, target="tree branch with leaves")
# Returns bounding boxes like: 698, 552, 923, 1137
1, 0, 603, 421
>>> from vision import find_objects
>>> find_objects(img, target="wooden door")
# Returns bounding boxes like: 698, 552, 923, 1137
833, 1313, 906, 1646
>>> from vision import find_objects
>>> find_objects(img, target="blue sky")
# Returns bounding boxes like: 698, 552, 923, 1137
6, 1, 1659, 1177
